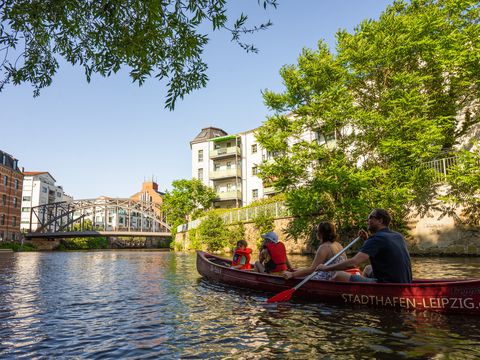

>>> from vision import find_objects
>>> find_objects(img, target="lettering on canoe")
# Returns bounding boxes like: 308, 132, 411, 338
209, 265, 222, 275
341, 294, 478, 310
451, 287, 480, 296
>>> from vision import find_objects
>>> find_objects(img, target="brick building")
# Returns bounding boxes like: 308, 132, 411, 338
130, 180, 164, 205
0, 150, 23, 242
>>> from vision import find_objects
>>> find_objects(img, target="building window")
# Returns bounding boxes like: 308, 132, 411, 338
252, 166, 258, 175
3, 175, 7, 186
316, 129, 336, 146
251, 144, 257, 153
57, 192, 62, 197
13, 197, 17, 208
22, 196, 31, 202
252, 189, 258, 199
227, 183, 232, 191
12, 216, 16, 227
0, 215, 4, 225
22, 207, 29, 212
226, 161, 231, 169
214, 144, 220, 150
42, 186, 48, 193
1, 195, 6, 206
198, 149, 203, 162
214, 163, 220, 171
198, 168, 203, 180
14, 179, 19, 190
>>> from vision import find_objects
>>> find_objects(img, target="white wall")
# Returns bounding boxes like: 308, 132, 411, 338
20, 174, 73, 231
191, 142, 210, 187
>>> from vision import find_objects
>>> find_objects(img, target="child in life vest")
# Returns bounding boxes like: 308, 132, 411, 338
254, 231, 293, 274
231, 240, 252, 270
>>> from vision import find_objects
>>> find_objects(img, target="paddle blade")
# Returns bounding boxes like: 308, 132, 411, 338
267, 288, 296, 303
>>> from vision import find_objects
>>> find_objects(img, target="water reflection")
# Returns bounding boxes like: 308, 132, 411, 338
0, 251, 479, 358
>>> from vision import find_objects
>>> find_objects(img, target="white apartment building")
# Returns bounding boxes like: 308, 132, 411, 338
191, 126, 327, 208
20, 172, 73, 231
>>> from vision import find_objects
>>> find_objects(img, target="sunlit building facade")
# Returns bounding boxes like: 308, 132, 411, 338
0, 150, 23, 241
20, 172, 73, 231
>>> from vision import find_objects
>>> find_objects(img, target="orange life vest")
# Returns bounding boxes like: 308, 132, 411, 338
232, 248, 252, 270
265, 242, 287, 273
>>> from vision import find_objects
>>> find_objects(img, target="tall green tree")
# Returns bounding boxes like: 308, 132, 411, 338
0, 0, 277, 109
256, 0, 480, 238
162, 178, 216, 233
443, 149, 480, 224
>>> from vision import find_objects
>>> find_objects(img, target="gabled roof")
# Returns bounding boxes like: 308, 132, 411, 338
23, 171, 56, 182
190, 127, 228, 147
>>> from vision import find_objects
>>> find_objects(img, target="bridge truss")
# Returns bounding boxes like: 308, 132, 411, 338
29, 198, 171, 234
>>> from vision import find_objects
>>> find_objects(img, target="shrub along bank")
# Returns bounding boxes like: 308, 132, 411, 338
0, 242, 37, 252
57, 237, 109, 250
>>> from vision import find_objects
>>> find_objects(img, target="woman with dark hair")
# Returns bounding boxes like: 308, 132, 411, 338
283, 221, 348, 281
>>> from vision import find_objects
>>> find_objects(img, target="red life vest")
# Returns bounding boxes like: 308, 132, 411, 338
232, 248, 252, 270
265, 242, 287, 273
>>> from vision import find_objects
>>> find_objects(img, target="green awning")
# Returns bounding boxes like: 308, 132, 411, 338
212, 134, 236, 142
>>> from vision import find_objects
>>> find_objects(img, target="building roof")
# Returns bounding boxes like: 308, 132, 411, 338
0, 150, 21, 172
190, 127, 228, 147
23, 171, 56, 182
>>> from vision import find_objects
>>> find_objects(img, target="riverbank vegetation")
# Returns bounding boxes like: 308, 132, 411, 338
174, 195, 281, 251
57, 237, 109, 250
0, 242, 37, 252
255, 0, 480, 239
163, 179, 217, 239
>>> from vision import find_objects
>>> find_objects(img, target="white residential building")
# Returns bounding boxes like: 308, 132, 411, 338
20, 172, 73, 231
191, 126, 328, 208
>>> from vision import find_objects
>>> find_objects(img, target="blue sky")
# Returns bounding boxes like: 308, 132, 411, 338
1, 0, 393, 199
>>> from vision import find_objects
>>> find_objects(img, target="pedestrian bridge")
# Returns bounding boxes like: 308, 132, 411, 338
24, 198, 171, 239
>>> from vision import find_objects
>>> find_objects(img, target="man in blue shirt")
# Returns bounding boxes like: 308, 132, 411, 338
316, 208, 412, 283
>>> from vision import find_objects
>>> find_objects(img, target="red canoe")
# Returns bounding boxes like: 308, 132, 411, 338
196, 251, 480, 315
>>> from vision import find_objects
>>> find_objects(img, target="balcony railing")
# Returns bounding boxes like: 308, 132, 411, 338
420, 156, 458, 182
210, 147, 241, 159
216, 190, 242, 201
209, 168, 241, 179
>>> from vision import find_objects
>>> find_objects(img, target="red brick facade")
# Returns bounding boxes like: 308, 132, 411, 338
0, 153, 23, 242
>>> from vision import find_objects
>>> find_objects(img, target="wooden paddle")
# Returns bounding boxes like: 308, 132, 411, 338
266, 236, 362, 303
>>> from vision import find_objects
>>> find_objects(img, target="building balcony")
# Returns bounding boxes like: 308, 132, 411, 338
210, 146, 241, 159
209, 168, 241, 180
216, 190, 242, 201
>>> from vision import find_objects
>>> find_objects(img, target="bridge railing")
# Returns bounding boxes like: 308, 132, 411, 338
177, 201, 291, 233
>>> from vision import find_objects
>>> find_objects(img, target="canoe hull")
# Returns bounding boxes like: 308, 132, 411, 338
196, 251, 480, 315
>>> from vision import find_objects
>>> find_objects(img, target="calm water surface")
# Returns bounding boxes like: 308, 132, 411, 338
1, 251, 480, 359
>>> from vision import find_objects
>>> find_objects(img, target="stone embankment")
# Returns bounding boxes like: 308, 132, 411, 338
175, 210, 480, 256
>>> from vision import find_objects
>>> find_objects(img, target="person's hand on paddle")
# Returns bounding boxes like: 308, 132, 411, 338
358, 229, 369, 240
283, 271, 295, 280
315, 264, 328, 272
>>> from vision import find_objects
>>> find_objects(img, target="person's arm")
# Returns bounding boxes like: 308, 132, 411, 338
231, 254, 247, 269
316, 252, 370, 272
284, 246, 329, 279
259, 249, 267, 263
286, 257, 294, 272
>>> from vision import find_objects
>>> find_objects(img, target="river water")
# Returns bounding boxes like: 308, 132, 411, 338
0, 251, 480, 359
